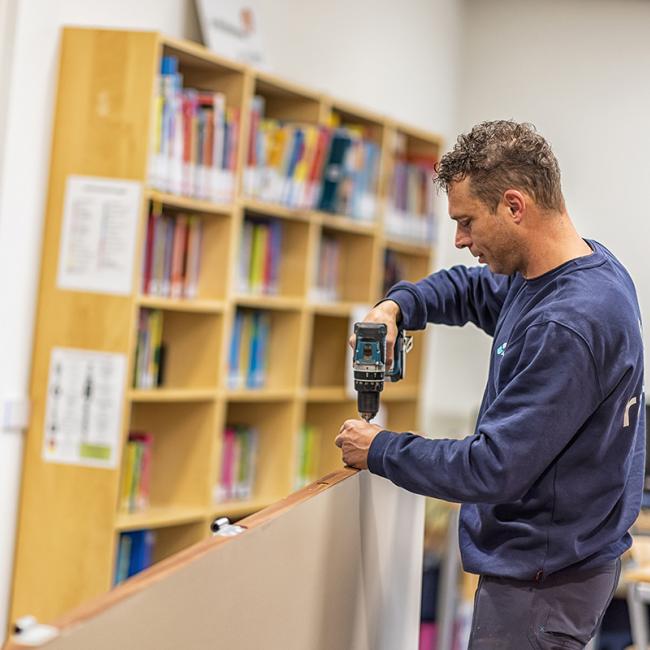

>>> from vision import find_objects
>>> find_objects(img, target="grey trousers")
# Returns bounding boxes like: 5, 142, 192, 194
468, 559, 621, 649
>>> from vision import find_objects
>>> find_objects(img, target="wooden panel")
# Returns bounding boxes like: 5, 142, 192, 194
10, 28, 160, 625
5, 472, 424, 650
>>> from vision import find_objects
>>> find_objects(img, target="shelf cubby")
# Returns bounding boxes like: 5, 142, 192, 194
310, 228, 375, 304
134, 308, 223, 390
307, 314, 350, 389
236, 211, 312, 299
219, 401, 298, 503
126, 400, 219, 511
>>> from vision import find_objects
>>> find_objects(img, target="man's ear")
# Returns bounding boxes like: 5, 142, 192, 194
503, 189, 525, 223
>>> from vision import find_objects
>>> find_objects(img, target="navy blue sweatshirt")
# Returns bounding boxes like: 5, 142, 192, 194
369, 240, 645, 580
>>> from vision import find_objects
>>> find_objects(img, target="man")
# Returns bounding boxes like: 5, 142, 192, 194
335, 121, 645, 649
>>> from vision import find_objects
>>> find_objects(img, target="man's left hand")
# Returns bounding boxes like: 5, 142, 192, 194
335, 419, 383, 469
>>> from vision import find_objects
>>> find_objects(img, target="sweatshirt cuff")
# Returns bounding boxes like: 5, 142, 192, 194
385, 283, 426, 330
367, 429, 396, 476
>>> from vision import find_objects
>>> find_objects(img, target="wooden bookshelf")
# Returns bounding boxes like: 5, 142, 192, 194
10, 26, 440, 625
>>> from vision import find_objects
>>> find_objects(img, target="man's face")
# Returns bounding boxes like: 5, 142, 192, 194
448, 178, 522, 275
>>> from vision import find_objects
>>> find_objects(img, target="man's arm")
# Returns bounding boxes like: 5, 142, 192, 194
341, 322, 603, 503
387, 265, 514, 336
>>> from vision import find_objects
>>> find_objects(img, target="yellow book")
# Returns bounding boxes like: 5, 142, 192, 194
119, 441, 136, 512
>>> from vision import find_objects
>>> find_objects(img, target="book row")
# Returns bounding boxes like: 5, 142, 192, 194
238, 218, 283, 295
383, 249, 408, 295
214, 425, 259, 503
133, 309, 165, 389
293, 425, 321, 490
245, 96, 380, 220
227, 309, 271, 390
310, 235, 341, 303
141, 207, 203, 299
148, 55, 238, 202
119, 432, 153, 514
114, 529, 156, 586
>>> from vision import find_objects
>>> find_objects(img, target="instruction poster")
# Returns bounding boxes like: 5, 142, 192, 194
57, 175, 142, 295
42, 347, 127, 468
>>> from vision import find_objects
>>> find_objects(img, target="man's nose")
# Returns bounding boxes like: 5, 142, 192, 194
455, 228, 471, 249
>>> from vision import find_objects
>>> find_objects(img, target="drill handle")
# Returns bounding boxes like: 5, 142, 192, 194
385, 328, 413, 382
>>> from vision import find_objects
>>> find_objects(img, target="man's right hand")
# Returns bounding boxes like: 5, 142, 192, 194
349, 300, 402, 369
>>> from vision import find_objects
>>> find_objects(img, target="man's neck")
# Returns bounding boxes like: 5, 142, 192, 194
521, 213, 593, 279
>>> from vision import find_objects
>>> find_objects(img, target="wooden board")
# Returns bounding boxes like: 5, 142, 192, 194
5, 471, 424, 650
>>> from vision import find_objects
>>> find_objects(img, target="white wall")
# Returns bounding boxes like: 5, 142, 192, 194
0, 0, 462, 637
427, 0, 650, 428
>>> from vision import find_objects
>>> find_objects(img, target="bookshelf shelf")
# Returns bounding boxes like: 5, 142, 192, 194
306, 387, 351, 402
115, 506, 207, 531
240, 198, 311, 222
128, 388, 219, 402
225, 388, 296, 402
307, 302, 356, 317
381, 384, 420, 401
383, 237, 433, 257
11, 26, 440, 623
136, 296, 227, 313
233, 294, 303, 311
160, 34, 245, 73
314, 211, 378, 236
147, 189, 234, 216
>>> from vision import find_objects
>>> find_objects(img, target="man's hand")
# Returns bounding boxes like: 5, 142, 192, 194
348, 300, 401, 369
335, 419, 383, 469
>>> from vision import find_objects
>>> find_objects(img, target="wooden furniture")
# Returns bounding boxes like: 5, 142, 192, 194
10, 27, 441, 625
4, 470, 425, 650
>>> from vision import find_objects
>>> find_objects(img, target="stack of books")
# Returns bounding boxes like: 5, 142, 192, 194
310, 235, 341, 302
385, 134, 437, 244
215, 425, 259, 502
119, 431, 153, 513
383, 249, 406, 295
293, 424, 320, 490
227, 309, 271, 389
238, 218, 283, 294
148, 55, 239, 203
114, 530, 156, 585
133, 309, 165, 389
244, 96, 380, 220
141, 205, 203, 299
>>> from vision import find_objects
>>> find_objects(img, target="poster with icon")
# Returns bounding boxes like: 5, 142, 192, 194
195, 0, 266, 68
42, 347, 127, 468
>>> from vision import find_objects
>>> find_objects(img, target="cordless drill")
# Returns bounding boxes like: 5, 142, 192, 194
352, 322, 413, 422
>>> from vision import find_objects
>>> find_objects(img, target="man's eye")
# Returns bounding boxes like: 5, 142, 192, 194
460, 219, 471, 228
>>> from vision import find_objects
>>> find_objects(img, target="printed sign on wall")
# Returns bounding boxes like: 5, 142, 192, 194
57, 175, 142, 296
42, 347, 127, 468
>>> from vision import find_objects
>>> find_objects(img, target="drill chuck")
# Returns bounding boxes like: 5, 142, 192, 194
357, 391, 380, 422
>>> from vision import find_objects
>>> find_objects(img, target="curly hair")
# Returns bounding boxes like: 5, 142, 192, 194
434, 120, 565, 212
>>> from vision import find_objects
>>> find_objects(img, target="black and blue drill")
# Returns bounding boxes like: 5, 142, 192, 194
352, 322, 413, 422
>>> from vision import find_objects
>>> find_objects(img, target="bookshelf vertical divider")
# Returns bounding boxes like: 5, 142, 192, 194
9, 27, 442, 625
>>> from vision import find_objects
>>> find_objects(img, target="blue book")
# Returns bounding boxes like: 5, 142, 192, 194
246, 311, 260, 388
317, 130, 352, 214
228, 311, 244, 389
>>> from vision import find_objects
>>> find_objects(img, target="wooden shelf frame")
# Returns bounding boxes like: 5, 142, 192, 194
10, 25, 440, 627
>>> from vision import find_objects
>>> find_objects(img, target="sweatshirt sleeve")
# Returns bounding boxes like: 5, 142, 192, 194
386, 265, 514, 336
367, 321, 603, 503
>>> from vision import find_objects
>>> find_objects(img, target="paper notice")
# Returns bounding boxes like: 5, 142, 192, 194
57, 175, 142, 295
42, 348, 127, 468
